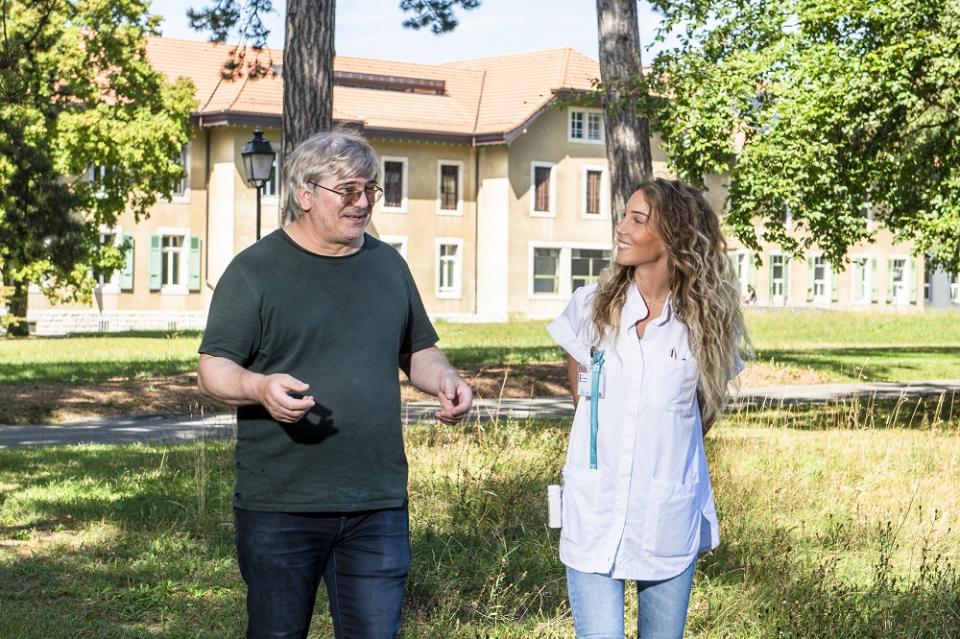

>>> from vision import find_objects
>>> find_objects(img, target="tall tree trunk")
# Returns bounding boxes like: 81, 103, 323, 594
282, 0, 334, 153
5, 281, 28, 337
597, 0, 652, 237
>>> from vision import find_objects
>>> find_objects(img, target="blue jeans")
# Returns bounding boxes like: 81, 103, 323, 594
566, 559, 697, 639
234, 504, 411, 639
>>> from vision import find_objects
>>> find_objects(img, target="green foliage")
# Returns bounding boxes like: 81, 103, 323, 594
399, 0, 482, 35
649, 0, 960, 271
0, 0, 195, 326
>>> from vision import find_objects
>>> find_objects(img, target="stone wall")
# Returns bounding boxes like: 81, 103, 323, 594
26, 310, 207, 336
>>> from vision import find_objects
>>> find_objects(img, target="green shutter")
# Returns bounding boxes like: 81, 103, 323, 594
189, 236, 201, 292
830, 266, 839, 302
149, 235, 162, 291
909, 258, 918, 303
747, 256, 757, 288
806, 257, 815, 302
120, 235, 134, 291
768, 260, 776, 300
886, 258, 895, 303
784, 257, 791, 303
852, 261, 863, 301
870, 258, 879, 303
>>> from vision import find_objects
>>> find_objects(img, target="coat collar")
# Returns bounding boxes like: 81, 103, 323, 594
620, 282, 672, 335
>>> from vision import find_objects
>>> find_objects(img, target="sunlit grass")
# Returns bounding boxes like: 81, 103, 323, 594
1, 310, 958, 384
2, 398, 959, 637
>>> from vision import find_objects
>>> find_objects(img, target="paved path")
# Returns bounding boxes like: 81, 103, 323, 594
2, 380, 958, 449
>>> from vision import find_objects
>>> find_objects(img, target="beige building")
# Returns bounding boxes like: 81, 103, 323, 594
26, 37, 958, 334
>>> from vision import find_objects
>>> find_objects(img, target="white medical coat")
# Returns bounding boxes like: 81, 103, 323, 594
548, 282, 733, 580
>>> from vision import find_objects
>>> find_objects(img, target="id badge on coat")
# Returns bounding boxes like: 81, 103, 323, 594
577, 370, 605, 399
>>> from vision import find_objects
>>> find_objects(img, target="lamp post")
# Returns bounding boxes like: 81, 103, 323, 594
240, 129, 276, 241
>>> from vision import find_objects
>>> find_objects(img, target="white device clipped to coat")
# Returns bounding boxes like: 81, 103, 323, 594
547, 484, 562, 528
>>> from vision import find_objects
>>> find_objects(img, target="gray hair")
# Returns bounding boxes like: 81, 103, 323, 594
282, 129, 379, 223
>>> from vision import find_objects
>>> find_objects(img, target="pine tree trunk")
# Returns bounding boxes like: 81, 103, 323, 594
597, 0, 652, 237
282, 0, 335, 154
5, 281, 28, 337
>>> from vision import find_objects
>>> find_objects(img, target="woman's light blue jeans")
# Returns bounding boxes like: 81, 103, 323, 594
566, 558, 696, 639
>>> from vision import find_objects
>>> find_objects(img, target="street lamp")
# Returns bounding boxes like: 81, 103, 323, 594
241, 129, 276, 240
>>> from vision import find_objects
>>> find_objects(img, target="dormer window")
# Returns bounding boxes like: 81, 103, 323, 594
569, 108, 604, 143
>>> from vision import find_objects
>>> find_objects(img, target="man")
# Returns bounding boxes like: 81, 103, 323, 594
197, 129, 473, 638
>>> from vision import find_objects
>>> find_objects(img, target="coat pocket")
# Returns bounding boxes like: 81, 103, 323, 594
642, 479, 702, 557
560, 467, 601, 545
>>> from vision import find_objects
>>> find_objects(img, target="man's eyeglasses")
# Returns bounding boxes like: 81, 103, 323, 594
309, 181, 384, 206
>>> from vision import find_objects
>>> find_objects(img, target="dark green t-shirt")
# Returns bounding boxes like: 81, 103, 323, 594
199, 231, 438, 512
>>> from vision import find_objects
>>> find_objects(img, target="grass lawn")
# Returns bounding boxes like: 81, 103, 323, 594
1, 399, 959, 637
0, 310, 957, 387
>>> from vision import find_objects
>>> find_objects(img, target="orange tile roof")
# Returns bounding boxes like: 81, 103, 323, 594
145, 36, 600, 142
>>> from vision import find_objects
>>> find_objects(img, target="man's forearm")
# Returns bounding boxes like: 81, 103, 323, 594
406, 346, 457, 395
197, 354, 264, 407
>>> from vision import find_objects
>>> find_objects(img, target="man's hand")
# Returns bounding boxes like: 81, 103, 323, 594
406, 346, 474, 424
436, 372, 473, 424
257, 373, 316, 423
198, 355, 315, 424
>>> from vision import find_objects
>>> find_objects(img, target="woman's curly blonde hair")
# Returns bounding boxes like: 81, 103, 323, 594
592, 178, 750, 428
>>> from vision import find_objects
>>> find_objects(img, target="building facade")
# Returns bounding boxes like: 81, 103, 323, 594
25, 37, 959, 334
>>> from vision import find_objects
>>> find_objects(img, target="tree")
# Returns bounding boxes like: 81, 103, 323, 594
596, 0, 654, 233
648, 0, 960, 271
0, 0, 195, 336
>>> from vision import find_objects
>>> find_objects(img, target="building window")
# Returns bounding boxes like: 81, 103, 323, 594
436, 238, 463, 298
728, 250, 752, 298
568, 108, 604, 143
530, 162, 556, 216
161, 235, 184, 287
171, 144, 190, 200
806, 255, 837, 304
437, 161, 463, 214
380, 156, 408, 212
812, 256, 828, 300
851, 256, 876, 304
769, 254, 789, 304
263, 139, 279, 199
888, 257, 913, 305
584, 168, 603, 216
924, 260, 933, 303
950, 273, 960, 304
94, 231, 118, 288
571, 249, 609, 292
533, 248, 561, 294
151, 228, 199, 293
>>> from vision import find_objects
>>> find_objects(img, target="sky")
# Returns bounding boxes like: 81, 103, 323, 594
150, 0, 676, 64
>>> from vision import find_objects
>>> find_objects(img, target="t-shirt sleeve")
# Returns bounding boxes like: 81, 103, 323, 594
399, 259, 439, 356
547, 286, 593, 368
198, 262, 262, 366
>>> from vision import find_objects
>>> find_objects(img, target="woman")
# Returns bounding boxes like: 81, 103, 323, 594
547, 178, 749, 638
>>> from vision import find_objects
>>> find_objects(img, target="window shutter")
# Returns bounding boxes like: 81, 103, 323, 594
784, 257, 791, 302
189, 236, 201, 292
909, 258, 918, 303
886, 258, 895, 303
747, 257, 757, 288
806, 257, 814, 302
870, 258, 879, 303
120, 235, 134, 291
852, 262, 861, 301
768, 260, 776, 299
830, 266, 839, 302
149, 235, 162, 291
